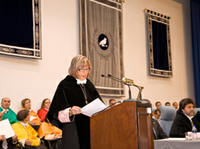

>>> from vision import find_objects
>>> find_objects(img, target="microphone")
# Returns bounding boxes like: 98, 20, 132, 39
122, 77, 134, 85
101, 74, 127, 85
101, 74, 135, 101
101, 74, 143, 103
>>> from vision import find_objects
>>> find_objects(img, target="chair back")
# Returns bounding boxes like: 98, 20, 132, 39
159, 106, 176, 137
194, 108, 200, 115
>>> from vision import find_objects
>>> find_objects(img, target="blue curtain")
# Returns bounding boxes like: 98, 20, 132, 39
190, 0, 200, 107
0, 0, 33, 48
152, 21, 169, 71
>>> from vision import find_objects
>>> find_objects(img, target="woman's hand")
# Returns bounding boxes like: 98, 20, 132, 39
25, 139, 32, 146
12, 135, 18, 142
55, 134, 62, 138
28, 121, 36, 125
70, 106, 82, 115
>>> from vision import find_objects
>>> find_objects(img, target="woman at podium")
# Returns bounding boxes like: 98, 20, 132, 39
47, 55, 102, 149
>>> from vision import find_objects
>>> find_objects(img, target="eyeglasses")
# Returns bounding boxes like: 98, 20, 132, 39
78, 67, 90, 72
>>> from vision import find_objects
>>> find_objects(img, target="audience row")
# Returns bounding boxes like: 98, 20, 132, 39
0, 97, 61, 149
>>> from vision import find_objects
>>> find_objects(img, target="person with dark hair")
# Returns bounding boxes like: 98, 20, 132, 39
37, 98, 51, 122
153, 109, 161, 124
142, 99, 168, 140
12, 110, 47, 149
155, 101, 161, 109
172, 102, 178, 110
152, 119, 168, 140
109, 99, 116, 107
170, 98, 200, 137
165, 102, 171, 106
47, 55, 102, 149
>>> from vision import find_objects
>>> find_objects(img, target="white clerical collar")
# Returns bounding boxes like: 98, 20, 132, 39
19, 121, 28, 127
76, 78, 87, 84
184, 113, 194, 121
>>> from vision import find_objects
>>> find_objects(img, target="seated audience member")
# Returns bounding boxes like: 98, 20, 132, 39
109, 99, 116, 107
0, 97, 18, 124
152, 118, 168, 140
37, 117, 62, 149
0, 135, 19, 149
142, 99, 168, 139
155, 101, 161, 109
153, 109, 161, 124
12, 110, 47, 149
37, 99, 51, 122
172, 102, 178, 110
0, 114, 19, 149
165, 102, 171, 106
170, 98, 200, 137
20, 98, 41, 130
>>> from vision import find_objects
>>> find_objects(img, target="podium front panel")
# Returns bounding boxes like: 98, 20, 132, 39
90, 102, 138, 149
90, 102, 154, 149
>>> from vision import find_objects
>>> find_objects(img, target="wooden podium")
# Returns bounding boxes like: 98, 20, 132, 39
90, 101, 154, 149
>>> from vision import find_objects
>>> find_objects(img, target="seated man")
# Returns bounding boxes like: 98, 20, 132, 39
152, 118, 168, 139
170, 98, 200, 137
142, 99, 168, 139
153, 109, 161, 124
0, 97, 18, 124
109, 99, 116, 107
172, 102, 178, 110
165, 102, 171, 106
155, 101, 161, 109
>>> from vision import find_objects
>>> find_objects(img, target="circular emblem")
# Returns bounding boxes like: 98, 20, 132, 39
98, 34, 109, 50
93, 29, 113, 59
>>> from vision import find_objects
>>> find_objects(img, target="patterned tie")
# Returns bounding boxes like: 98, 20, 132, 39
191, 119, 194, 128
79, 84, 88, 104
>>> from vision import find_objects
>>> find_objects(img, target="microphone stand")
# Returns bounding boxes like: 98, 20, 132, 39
102, 74, 140, 102
130, 83, 144, 102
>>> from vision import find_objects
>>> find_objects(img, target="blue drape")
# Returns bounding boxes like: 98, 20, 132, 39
190, 0, 200, 107
152, 21, 169, 71
0, 0, 33, 48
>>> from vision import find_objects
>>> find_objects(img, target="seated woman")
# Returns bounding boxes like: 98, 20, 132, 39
20, 98, 41, 130
37, 117, 62, 149
12, 110, 47, 149
37, 99, 51, 122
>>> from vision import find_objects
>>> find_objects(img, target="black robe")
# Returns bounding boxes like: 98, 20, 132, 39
47, 75, 102, 149
170, 110, 200, 137
152, 118, 168, 139
0, 138, 19, 149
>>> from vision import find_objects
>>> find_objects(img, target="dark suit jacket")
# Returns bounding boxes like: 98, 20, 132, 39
152, 118, 168, 139
170, 110, 200, 137
0, 138, 19, 149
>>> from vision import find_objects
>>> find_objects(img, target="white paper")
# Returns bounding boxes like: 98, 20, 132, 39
30, 116, 37, 122
0, 119, 15, 138
81, 98, 108, 117
162, 138, 186, 141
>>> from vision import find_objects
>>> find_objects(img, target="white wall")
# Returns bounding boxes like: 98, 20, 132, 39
0, 0, 193, 113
